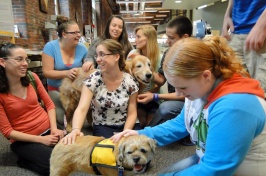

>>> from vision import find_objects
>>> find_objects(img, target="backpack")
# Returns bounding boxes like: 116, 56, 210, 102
26, 70, 46, 110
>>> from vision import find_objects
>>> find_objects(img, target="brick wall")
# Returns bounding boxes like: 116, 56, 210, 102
58, 0, 92, 36
0, 0, 92, 49
81, 0, 92, 30
95, 0, 113, 37
0, 0, 55, 49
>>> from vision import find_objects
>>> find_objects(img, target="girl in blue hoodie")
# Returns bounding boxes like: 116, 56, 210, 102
111, 36, 266, 176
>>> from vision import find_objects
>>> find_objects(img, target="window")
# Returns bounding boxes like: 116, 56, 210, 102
54, 0, 59, 15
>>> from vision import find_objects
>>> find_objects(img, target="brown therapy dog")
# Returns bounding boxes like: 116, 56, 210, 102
50, 135, 156, 176
59, 55, 153, 132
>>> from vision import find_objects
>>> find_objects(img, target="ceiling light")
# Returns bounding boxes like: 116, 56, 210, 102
197, 2, 214, 9
123, 16, 154, 19
145, 7, 166, 10
156, 14, 167, 17
197, 4, 207, 9
116, 0, 163, 4
120, 10, 157, 13
139, 16, 154, 19
154, 18, 164, 20
175, 0, 182, 3
125, 21, 151, 24
158, 10, 170, 13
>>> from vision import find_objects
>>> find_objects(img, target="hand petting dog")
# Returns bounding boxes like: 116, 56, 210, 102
62, 128, 84, 145
111, 129, 139, 143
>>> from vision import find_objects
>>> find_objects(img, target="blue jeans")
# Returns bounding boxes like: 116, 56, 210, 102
148, 100, 184, 127
158, 154, 199, 175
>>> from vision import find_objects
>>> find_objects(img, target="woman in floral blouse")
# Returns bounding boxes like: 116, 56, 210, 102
62, 39, 141, 144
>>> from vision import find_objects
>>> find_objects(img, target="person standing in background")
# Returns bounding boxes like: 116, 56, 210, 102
42, 16, 88, 130
82, 15, 133, 71
222, 0, 266, 96
0, 43, 64, 176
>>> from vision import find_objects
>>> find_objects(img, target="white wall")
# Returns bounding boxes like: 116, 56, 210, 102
192, 1, 228, 32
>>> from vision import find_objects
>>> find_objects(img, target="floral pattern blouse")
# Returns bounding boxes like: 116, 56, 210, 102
83, 70, 139, 126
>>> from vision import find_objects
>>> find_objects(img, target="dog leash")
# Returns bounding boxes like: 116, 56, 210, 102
117, 153, 134, 176
118, 165, 124, 176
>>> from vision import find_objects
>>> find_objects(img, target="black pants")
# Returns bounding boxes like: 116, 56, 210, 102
10, 135, 53, 176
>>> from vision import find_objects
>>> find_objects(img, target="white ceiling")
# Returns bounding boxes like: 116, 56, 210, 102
162, 0, 221, 10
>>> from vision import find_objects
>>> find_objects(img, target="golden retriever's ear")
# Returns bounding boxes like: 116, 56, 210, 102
124, 61, 132, 75
148, 138, 156, 154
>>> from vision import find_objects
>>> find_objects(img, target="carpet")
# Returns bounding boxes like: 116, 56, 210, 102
0, 126, 195, 176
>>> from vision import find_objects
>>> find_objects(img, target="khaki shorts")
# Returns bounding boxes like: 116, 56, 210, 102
229, 34, 266, 96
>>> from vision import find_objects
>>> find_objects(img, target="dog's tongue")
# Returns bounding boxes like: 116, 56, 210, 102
134, 164, 143, 171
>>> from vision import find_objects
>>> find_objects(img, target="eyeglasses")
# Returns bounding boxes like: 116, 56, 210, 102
64, 31, 81, 35
94, 53, 114, 60
3, 57, 31, 64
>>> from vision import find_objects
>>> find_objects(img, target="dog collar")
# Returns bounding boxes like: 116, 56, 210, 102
90, 139, 133, 176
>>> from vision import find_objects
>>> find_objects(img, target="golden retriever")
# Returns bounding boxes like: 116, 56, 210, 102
124, 55, 153, 93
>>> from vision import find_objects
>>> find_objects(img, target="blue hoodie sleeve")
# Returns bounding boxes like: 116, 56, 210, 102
138, 108, 189, 146
160, 94, 265, 176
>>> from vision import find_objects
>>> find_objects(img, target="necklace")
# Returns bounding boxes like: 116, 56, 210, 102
66, 49, 74, 58
67, 53, 72, 63
60, 42, 75, 64
67, 50, 74, 57
63, 48, 75, 64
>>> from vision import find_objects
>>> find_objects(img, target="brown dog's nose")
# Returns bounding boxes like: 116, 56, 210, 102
133, 157, 140, 163
146, 74, 152, 79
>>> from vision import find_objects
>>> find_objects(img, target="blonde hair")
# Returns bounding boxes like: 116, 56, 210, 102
163, 36, 249, 80
135, 25, 159, 71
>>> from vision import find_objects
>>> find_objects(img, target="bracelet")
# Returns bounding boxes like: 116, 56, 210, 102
71, 128, 80, 131
153, 93, 159, 102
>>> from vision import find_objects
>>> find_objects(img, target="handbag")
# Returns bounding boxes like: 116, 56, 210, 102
27, 70, 46, 110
